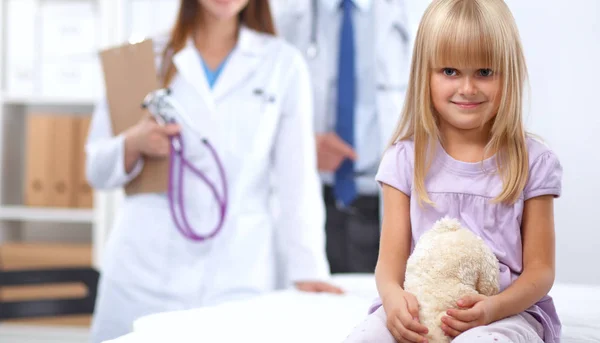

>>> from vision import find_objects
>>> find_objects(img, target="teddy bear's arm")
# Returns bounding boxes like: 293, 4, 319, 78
476, 251, 501, 296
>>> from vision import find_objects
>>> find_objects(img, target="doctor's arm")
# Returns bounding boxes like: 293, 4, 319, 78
85, 100, 179, 189
272, 52, 341, 293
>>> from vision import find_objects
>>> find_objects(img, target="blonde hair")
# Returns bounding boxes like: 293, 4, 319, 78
390, 0, 529, 205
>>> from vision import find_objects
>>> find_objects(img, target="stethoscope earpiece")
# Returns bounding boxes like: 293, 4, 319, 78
307, 44, 318, 59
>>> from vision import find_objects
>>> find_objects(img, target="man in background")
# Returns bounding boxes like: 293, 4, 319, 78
271, 0, 424, 273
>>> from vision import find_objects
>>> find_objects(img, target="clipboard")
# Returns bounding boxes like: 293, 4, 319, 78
99, 39, 168, 195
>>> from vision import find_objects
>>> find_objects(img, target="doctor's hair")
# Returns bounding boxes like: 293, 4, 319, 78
389, 0, 530, 206
160, 0, 276, 86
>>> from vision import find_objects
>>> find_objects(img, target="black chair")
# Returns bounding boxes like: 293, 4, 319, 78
0, 267, 99, 321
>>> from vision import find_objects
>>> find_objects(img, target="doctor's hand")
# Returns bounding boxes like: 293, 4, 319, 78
125, 116, 181, 159
295, 281, 345, 294
316, 132, 357, 172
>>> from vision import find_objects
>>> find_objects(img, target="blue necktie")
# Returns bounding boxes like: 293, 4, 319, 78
334, 0, 357, 207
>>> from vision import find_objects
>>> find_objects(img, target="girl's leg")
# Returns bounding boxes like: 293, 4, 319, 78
452, 312, 544, 343
342, 306, 397, 343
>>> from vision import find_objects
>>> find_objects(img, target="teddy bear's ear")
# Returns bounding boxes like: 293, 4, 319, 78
432, 216, 462, 232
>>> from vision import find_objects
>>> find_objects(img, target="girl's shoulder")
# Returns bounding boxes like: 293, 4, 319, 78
526, 134, 560, 166
389, 138, 416, 155
385, 138, 416, 166
376, 139, 415, 195
524, 135, 563, 200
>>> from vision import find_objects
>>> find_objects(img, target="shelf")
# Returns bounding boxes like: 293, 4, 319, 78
1, 94, 98, 106
0, 0, 164, 269
0, 324, 89, 343
0, 206, 94, 223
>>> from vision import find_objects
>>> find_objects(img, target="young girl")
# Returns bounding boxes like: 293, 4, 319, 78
344, 0, 562, 342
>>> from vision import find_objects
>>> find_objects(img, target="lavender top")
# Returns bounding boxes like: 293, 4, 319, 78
373, 136, 563, 342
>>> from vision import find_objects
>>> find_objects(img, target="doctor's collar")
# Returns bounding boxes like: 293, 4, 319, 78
235, 25, 266, 56
183, 25, 268, 57
321, 0, 372, 12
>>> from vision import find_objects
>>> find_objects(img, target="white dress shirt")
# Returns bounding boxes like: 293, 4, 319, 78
318, 0, 380, 195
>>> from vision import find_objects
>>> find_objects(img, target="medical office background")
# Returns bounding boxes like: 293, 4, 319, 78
0, 0, 598, 341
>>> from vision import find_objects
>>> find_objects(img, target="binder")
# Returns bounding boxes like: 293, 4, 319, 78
24, 114, 53, 206
48, 116, 77, 207
74, 116, 94, 208
98, 39, 168, 195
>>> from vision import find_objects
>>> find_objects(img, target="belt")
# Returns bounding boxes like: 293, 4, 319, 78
323, 185, 380, 218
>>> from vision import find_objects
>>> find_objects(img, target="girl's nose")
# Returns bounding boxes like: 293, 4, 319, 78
459, 77, 477, 96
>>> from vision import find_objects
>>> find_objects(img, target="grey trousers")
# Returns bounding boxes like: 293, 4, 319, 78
323, 186, 380, 274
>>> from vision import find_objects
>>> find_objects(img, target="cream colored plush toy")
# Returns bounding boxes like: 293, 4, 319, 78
403, 217, 500, 343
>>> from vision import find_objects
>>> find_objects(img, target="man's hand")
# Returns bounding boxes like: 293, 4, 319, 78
316, 132, 357, 172
441, 294, 498, 337
295, 281, 345, 294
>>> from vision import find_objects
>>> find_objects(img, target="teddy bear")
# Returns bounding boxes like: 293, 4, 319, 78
403, 217, 500, 343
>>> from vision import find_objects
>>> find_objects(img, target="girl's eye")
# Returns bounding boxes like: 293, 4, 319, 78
479, 69, 494, 77
442, 68, 457, 76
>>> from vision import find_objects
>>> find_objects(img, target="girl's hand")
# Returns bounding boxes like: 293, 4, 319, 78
295, 281, 344, 294
383, 287, 429, 343
441, 294, 497, 337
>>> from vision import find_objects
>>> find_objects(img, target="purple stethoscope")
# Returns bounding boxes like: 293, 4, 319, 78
142, 88, 228, 242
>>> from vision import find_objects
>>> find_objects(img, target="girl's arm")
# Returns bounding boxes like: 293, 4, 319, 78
444, 150, 561, 337
490, 194, 556, 321
375, 183, 412, 300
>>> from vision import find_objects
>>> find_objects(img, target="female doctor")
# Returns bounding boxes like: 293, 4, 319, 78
86, 0, 341, 342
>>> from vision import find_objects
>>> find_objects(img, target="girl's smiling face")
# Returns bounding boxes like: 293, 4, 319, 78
430, 66, 501, 132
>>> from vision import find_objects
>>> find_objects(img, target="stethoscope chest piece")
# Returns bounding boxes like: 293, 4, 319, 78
306, 44, 318, 59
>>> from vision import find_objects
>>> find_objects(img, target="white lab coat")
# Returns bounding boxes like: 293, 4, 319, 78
270, 0, 418, 153
86, 26, 330, 343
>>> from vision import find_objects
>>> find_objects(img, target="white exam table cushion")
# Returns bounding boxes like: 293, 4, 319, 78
105, 274, 600, 343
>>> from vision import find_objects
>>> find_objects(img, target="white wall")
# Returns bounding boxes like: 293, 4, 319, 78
504, 0, 600, 285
